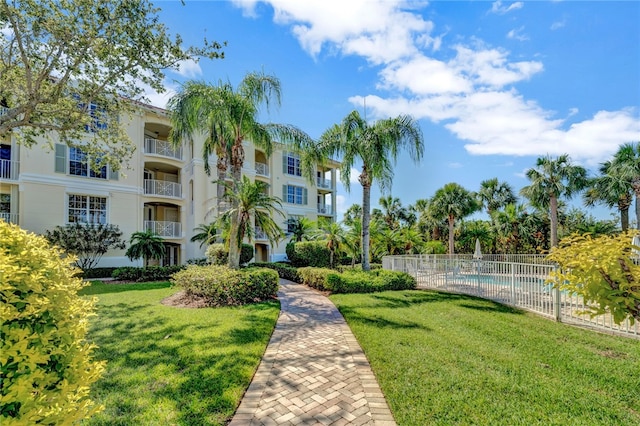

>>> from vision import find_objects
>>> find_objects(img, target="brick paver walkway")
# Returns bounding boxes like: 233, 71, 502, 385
229, 279, 396, 426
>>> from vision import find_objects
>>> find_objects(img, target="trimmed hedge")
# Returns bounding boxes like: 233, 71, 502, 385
250, 262, 300, 282
297, 267, 335, 291
286, 241, 331, 268
171, 265, 279, 306
326, 269, 416, 294
112, 265, 184, 282
336, 263, 382, 272
206, 243, 255, 265
82, 267, 118, 279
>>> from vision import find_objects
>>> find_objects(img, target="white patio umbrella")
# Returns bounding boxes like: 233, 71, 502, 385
632, 234, 640, 257
473, 238, 483, 260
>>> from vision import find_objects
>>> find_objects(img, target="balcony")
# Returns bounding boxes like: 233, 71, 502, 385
255, 226, 268, 240
144, 179, 182, 198
317, 204, 332, 215
0, 159, 19, 181
144, 220, 181, 238
317, 177, 333, 190
144, 137, 182, 160
255, 162, 269, 177
0, 212, 18, 224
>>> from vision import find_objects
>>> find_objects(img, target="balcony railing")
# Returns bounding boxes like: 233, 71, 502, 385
144, 137, 182, 160
255, 162, 269, 177
0, 159, 19, 181
317, 177, 333, 189
0, 212, 18, 224
317, 204, 332, 215
255, 226, 268, 240
144, 179, 182, 198
144, 220, 181, 238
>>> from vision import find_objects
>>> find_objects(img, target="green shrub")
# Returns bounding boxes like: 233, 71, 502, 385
337, 263, 382, 272
206, 243, 254, 265
186, 257, 209, 265
297, 267, 335, 291
82, 267, 118, 279
0, 221, 105, 424
112, 265, 184, 282
287, 241, 331, 268
250, 262, 300, 282
326, 269, 416, 294
171, 265, 278, 305
424, 240, 446, 254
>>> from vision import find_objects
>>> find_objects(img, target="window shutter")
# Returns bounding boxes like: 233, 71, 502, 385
282, 152, 287, 174
54, 144, 66, 173
109, 168, 119, 181
303, 188, 308, 205
282, 185, 287, 203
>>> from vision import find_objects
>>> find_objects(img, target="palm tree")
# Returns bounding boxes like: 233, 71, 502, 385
169, 71, 314, 267
311, 221, 347, 269
190, 222, 218, 248
343, 217, 362, 267
478, 178, 517, 217
286, 216, 315, 242
583, 160, 633, 231
126, 230, 165, 266
378, 195, 409, 230
318, 110, 424, 271
343, 204, 363, 227
608, 142, 640, 228
220, 176, 285, 268
430, 183, 479, 255
520, 154, 588, 248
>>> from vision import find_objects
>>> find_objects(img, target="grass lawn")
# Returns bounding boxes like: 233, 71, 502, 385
79, 281, 279, 425
330, 290, 640, 426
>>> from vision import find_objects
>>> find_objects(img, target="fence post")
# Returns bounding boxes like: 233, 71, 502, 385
553, 265, 561, 321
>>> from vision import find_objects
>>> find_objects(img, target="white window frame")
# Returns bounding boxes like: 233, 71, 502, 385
69, 147, 108, 179
67, 194, 108, 225
285, 152, 302, 177
286, 185, 304, 204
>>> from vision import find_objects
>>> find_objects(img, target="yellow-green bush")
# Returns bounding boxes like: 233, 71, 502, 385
0, 221, 105, 425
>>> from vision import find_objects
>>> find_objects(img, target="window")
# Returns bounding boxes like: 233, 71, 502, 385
68, 147, 107, 179
68, 194, 107, 224
283, 152, 302, 177
74, 94, 108, 132
287, 215, 303, 233
283, 185, 307, 205
0, 193, 9, 213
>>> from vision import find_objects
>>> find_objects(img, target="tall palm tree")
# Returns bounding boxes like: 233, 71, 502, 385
318, 110, 424, 271
219, 176, 285, 268
311, 221, 347, 269
169, 71, 314, 267
430, 183, 479, 255
478, 178, 517, 217
583, 160, 633, 231
608, 142, 640, 228
520, 154, 588, 248
126, 230, 165, 266
378, 195, 409, 230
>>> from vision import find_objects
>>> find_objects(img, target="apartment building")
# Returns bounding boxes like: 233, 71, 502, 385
0, 103, 338, 267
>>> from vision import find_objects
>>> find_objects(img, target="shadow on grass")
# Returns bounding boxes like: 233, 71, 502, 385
85, 295, 278, 425
458, 302, 523, 314
80, 281, 172, 295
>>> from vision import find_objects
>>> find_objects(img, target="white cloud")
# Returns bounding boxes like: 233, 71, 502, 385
448, 162, 463, 169
507, 26, 529, 41
172, 59, 202, 78
550, 20, 566, 30
490, 1, 524, 15
336, 167, 362, 186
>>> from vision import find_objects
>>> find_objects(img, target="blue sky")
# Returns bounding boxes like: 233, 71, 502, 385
149, 0, 640, 223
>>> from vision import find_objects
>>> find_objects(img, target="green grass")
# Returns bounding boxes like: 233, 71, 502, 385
330, 290, 640, 426
79, 281, 279, 425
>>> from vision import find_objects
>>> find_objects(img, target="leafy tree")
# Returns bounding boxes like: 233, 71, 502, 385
520, 154, 588, 248
378, 195, 410, 230
220, 176, 284, 268
583, 159, 633, 231
190, 222, 219, 248
430, 183, 479, 254
608, 142, 640, 228
492, 203, 527, 254
548, 231, 640, 325
0, 0, 223, 170
170, 71, 313, 267
343, 204, 363, 227
319, 110, 424, 271
125, 230, 165, 266
45, 223, 125, 270
458, 220, 492, 254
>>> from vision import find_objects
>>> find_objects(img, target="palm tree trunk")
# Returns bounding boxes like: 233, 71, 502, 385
550, 196, 559, 247
620, 205, 629, 232
448, 215, 455, 254
362, 184, 371, 271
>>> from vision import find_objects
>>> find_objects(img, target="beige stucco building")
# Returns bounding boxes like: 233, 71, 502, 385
0, 103, 338, 267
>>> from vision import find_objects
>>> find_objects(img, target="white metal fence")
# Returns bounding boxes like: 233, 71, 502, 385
383, 255, 639, 338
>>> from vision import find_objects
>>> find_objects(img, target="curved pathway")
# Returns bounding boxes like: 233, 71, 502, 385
229, 279, 396, 426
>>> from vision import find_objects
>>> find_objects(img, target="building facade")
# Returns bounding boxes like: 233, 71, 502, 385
0, 103, 338, 267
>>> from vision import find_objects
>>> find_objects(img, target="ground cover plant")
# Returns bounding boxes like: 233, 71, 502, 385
330, 290, 640, 426
78, 281, 279, 425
